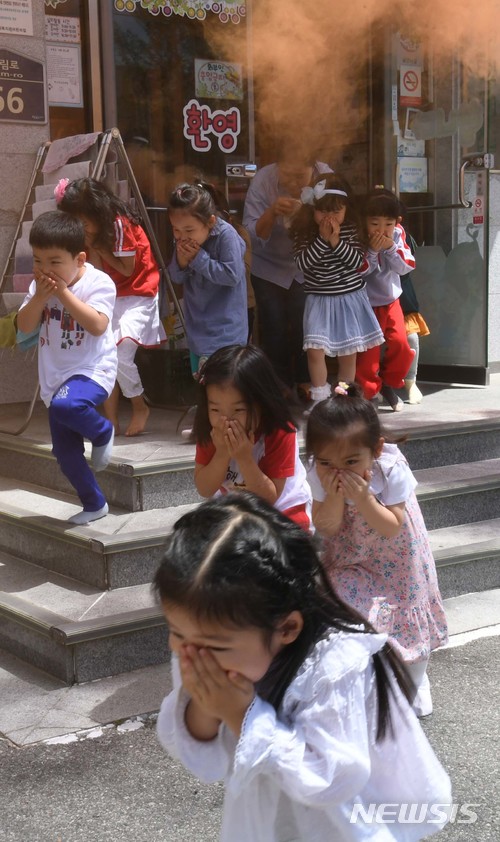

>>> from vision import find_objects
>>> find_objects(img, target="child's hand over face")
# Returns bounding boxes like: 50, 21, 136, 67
176, 239, 201, 269
319, 215, 333, 242
210, 416, 230, 456
320, 468, 344, 501
34, 269, 61, 300
225, 418, 254, 462
338, 468, 373, 505
326, 215, 341, 248
180, 645, 254, 736
369, 231, 394, 252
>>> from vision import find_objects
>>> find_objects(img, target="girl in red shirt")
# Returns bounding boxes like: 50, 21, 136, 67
192, 344, 311, 529
58, 177, 165, 436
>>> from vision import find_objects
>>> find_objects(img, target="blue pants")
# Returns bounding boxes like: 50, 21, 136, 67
251, 275, 309, 387
49, 376, 112, 512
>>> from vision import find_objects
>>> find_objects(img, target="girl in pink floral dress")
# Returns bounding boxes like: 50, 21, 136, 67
305, 381, 448, 717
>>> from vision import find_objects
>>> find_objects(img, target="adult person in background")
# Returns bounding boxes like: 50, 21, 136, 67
243, 148, 332, 398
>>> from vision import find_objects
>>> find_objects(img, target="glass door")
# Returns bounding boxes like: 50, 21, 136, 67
379, 31, 491, 384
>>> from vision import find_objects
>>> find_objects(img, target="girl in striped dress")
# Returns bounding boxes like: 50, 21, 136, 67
290, 174, 383, 409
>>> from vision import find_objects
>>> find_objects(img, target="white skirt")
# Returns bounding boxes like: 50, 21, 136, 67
303, 287, 384, 357
113, 293, 166, 348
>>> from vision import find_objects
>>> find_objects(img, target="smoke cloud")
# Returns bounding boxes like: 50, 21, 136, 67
213, 0, 500, 165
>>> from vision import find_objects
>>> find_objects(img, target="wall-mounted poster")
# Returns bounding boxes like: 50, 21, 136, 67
195, 60, 243, 101
45, 15, 81, 43
46, 43, 83, 107
0, 0, 33, 37
397, 157, 428, 193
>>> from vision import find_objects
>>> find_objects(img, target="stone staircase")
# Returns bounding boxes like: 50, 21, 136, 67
0, 406, 499, 686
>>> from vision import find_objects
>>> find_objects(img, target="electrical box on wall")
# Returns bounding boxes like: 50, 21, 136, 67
225, 161, 257, 217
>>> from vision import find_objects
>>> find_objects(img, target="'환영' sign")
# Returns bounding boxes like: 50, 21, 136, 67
0, 49, 47, 124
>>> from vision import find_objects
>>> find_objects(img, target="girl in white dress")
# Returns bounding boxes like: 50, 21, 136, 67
155, 492, 451, 842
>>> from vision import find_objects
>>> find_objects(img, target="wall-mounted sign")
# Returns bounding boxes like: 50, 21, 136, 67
183, 99, 240, 153
396, 34, 422, 69
397, 157, 428, 193
46, 43, 83, 107
45, 15, 81, 43
114, 0, 245, 24
195, 60, 243, 101
400, 65, 422, 107
0, 0, 33, 37
0, 49, 47, 124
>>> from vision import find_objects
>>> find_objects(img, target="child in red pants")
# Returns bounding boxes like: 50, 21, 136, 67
356, 189, 414, 409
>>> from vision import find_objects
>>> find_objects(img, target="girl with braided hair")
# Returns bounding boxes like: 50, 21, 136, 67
155, 492, 451, 842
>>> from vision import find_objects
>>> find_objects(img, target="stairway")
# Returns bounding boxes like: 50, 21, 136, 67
0, 400, 499, 686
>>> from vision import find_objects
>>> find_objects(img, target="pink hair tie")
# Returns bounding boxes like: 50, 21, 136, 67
54, 178, 70, 204
334, 382, 349, 396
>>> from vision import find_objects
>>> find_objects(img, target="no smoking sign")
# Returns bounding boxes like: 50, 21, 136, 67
400, 64, 422, 106
473, 195, 484, 225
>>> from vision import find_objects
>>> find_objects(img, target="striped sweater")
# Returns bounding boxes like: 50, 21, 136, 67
293, 223, 365, 296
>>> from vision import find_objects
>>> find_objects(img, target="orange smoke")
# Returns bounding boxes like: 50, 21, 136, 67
213, 0, 499, 162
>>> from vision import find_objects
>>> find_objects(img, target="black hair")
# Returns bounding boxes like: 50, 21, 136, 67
168, 182, 217, 224
192, 344, 296, 446
306, 381, 384, 458
29, 210, 86, 256
59, 177, 141, 251
154, 492, 414, 739
289, 173, 361, 248
197, 181, 230, 220
363, 187, 403, 222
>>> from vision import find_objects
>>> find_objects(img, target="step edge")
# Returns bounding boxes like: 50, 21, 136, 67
0, 593, 166, 645
416, 474, 500, 499
52, 606, 166, 644
0, 592, 66, 636
0, 434, 195, 477
433, 540, 500, 566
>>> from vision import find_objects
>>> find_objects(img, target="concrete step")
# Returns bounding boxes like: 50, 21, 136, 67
414, 458, 500, 529
0, 477, 195, 588
0, 431, 200, 512
428, 518, 500, 598
1, 515, 499, 685
0, 553, 167, 684
401, 419, 500, 470
1, 419, 500, 515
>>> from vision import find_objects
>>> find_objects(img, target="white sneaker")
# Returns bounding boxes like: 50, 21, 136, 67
412, 672, 433, 717
405, 379, 423, 404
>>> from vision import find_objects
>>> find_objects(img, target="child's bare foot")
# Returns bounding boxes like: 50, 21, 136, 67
108, 417, 121, 436
125, 402, 150, 437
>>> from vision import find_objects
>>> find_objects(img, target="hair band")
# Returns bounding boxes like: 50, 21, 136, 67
334, 382, 349, 396
54, 178, 70, 204
301, 180, 348, 205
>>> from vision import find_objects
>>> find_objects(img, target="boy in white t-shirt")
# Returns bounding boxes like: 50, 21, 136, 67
17, 211, 118, 524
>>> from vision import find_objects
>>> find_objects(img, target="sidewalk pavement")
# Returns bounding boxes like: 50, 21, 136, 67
0, 601, 498, 842
0, 586, 498, 749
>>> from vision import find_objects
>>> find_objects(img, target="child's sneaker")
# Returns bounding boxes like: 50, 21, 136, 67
405, 379, 423, 404
304, 383, 331, 416
380, 384, 404, 412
